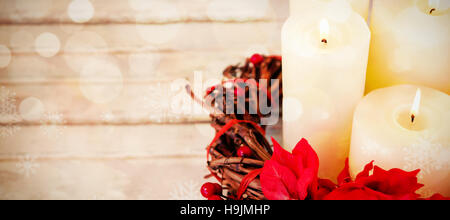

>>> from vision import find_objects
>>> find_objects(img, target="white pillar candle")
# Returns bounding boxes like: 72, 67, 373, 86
290, 0, 371, 20
365, 0, 450, 94
282, 8, 370, 180
349, 85, 450, 197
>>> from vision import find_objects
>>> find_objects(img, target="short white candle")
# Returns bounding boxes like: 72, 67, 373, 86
350, 85, 450, 197
366, 0, 450, 94
282, 8, 371, 180
290, 0, 371, 20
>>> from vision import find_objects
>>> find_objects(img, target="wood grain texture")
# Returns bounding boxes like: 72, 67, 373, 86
0, 0, 289, 24
0, 81, 211, 124
0, 22, 282, 81
0, 123, 215, 157
0, 157, 209, 200
0, 0, 287, 199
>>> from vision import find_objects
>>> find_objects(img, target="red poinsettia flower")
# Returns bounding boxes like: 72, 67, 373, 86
259, 138, 449, 200
324, 160, 446, 200
260, 137, 320, 200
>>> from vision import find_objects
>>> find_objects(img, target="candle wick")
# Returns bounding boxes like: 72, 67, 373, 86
430, 8, 436, 14
321, 38, 328, 44
411, 114, 415, 123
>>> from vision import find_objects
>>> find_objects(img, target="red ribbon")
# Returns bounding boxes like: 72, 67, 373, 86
236, 168, 263, 200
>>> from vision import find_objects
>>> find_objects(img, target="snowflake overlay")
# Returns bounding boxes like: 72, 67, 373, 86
0, 87, 21, 138
402, 133, 449, 178
40, 112, 67, 138
169, 180, 204, 200
16, 154, 40, 178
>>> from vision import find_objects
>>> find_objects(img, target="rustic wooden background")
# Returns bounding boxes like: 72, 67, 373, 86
0, 0, 288, 199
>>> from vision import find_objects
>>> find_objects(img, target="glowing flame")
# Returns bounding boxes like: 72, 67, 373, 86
410, 89, 421, 123
320, 19, 329, 44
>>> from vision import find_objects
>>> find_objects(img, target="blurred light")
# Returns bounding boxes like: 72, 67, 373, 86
19, 97, 45, 121
35, 32, 61, 58
68, 0, 94, 23
64, 31, 108, 72
0, 45, 12, 68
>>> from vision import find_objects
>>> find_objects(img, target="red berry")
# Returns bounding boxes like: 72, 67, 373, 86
213, 183, 222, 193
250, 54, 264, 65
237, 145, 253, 157
201, 182, 220, 198
208, 195, 223, 201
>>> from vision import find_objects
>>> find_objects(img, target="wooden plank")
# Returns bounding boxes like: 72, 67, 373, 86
0, 23, 282, 51
0, 22, 282, 80
0, 82, 211, 124
0, 124, 215, 156
0, 122, 281, 199
0, 157, 209, 199
0, 0, 288, 24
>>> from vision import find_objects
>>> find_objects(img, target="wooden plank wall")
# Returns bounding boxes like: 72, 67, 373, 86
0, 0, 287, 199
0, 0, 288, 123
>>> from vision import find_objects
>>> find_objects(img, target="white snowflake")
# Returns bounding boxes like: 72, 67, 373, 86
169, 180, 204, 200
402, 134, 449, 178
16, 155, 40, 178
0, 86, 21, 138
40, 112, 67, 138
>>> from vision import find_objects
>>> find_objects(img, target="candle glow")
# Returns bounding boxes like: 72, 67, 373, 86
320, 19, 330, 44
410, 89, 421, 123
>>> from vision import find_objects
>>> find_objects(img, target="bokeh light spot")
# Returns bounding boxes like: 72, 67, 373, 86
35, 32, 61, 58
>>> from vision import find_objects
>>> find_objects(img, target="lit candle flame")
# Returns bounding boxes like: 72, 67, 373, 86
410, 88, 421, 123
320, 19, 330, 44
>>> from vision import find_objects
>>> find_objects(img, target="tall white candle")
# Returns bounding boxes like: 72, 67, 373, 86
365, 0, 450, 94
282, 8, 371, 180
290, 0, 371, 20
349, 85, 450, 197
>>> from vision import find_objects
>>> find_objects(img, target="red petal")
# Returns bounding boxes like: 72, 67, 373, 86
292, 138, 319, 173
324, 183, 380, 200
271, 137, 304, 176
425, 194, 450, 200
337, 158, 351, 185
313, 179, 336, 200
355, 160, 374, 181
296, 168, 315, 200
358, 166, 423, 199
260, 160, 298, 200
318, 178, 337, 190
